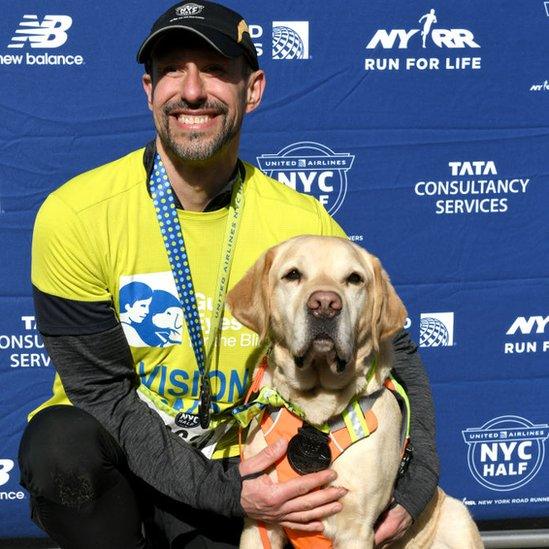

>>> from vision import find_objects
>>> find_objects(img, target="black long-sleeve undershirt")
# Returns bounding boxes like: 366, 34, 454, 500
42, 326, 438, 522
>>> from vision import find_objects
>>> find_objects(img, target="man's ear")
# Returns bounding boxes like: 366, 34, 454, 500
245, 70, 266, 114
226, 247, 274, 341
369, 255, 407, 351
142, 73, 154, 112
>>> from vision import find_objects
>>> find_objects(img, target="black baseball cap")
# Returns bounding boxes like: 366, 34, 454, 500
137, 1, 259, 70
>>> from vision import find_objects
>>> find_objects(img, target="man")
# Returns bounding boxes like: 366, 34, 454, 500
19, 2, 438, 548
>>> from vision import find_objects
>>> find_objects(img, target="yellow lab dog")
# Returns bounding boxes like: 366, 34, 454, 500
227, 235, 483, 549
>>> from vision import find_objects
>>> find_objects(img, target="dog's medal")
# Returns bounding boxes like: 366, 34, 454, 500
198, 377, 212, 429
288, 424, 332, 474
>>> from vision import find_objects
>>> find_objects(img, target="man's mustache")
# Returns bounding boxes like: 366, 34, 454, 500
163, 99, 228, 116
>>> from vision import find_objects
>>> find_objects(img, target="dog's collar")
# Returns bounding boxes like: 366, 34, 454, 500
233, 354, 410, 447
231, 356, 385, 433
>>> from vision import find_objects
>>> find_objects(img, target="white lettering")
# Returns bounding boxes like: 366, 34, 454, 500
366, 29, 419, 49
507, 316, 549, 335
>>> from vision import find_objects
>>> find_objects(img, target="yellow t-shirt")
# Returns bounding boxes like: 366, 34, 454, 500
31, 147, 345, 456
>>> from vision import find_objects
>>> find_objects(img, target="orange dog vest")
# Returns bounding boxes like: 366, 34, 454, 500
238, 358, 410, 549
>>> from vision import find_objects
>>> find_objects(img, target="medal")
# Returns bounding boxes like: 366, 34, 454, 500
287, 424, 332, 475
198, 377, 212, 429
150, 154, 245, 432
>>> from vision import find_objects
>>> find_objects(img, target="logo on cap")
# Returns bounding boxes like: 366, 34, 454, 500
176, 3, 204, 17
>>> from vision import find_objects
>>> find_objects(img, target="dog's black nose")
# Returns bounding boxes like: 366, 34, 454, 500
307, 291, 342, 319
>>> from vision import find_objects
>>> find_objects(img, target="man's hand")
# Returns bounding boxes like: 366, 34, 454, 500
239, 438, 347, 532
374, 502, 413, 547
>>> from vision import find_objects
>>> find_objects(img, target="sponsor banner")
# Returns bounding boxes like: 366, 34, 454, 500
463, 416, 549, 491
433, 379, 549, 520
529, 79, 549, 92
0, 459, 25, 503
364, 8, 482, 73
419, 312, 455, 347
257, 142, 355, 215
0, 313, 49, 370
503, 315, 549, 356
413, 160, 531, 216
2, 14, 85, 66
250, 20, 310, 60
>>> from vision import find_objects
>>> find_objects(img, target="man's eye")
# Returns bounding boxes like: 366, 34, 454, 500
159, 66, 178, 76
204, 64, 225, 75
283, 268, 302, 281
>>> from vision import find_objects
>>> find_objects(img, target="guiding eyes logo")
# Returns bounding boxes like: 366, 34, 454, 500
119, 273, 183, 349
8, 15, 72, 49
462, 416, 549, 491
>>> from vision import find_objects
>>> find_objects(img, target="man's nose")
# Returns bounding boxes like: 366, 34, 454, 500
306, 291, 342, 319
179, 65, 207, 105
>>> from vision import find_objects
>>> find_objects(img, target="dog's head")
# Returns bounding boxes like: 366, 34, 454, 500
227, 236, 406, 393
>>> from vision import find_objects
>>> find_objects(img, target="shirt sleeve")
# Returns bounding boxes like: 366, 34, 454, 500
32, 193, 117, 335
391, 329, 440, 521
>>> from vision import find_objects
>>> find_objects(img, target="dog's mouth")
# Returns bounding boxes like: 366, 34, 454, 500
294, 333, 350, 373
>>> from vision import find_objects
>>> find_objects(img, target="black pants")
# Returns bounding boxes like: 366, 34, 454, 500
18, 406, 243, 549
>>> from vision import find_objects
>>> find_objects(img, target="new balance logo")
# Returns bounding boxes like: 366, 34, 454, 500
0, 459, 14, 487
8, 15, 72, 49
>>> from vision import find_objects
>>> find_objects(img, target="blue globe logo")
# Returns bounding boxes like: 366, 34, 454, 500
419, 317, 449, 347
272, 26, 305, 59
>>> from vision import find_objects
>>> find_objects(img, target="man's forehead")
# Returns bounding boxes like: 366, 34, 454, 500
151, 32, 235, 64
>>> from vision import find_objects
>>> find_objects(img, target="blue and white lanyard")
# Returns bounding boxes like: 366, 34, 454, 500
149, 153, 244, 427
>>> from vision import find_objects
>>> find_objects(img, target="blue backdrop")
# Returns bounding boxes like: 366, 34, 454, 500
0, 0, 547, 538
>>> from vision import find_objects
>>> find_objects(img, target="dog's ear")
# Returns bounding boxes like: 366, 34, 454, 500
370, 255, 407, 351
226, 248, 275, 341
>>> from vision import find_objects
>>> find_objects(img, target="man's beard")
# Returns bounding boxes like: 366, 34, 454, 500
157, 99, 239, 162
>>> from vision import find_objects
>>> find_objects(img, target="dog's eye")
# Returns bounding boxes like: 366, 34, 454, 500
346, 272, 363, 285
283, 268, 302, 281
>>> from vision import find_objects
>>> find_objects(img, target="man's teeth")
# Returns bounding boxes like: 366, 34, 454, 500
176, 114, 211, 124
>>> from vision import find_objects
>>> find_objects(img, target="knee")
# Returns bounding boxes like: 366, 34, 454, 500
18, 406, 124, 506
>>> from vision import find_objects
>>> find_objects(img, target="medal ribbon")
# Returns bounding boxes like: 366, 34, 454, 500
149, 153, 245, 427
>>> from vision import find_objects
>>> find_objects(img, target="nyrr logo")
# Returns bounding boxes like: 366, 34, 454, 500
257, 142, 355, 215
504, 315, 549, 355
272, 21, 309, 60
8, 15, 72, 49
364, 9, 481, 72
366, 9, 480, 50
507, 315, 549, 335
419, 312, 454, 347
462, 416, 549, 491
